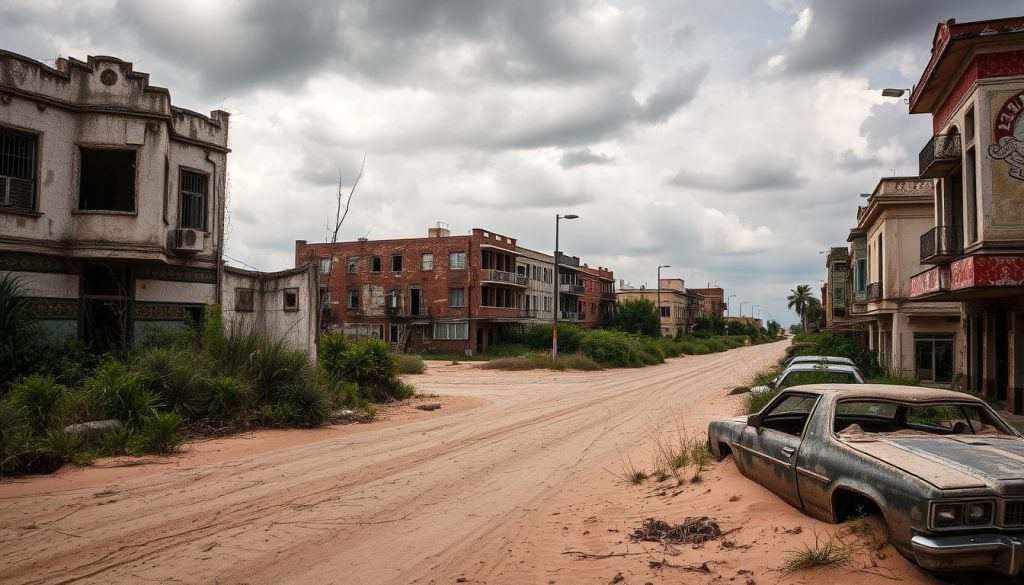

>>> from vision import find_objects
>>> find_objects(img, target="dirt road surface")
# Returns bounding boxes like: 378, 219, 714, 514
1, 342, 951, 584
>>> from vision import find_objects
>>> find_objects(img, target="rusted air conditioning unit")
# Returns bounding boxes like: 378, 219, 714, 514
174, 228, 203, 253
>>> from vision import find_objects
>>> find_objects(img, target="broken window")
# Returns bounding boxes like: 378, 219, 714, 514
421, 253, 433, 271
320, 257, 332, 274
391, 255, 403, 272
347, 288, 360, 308
371, 256, 382, 272
0, 128, 37, 211
283, 288, 298, 311
347, 256, 358, 273
235, 288, 254, 312
179, 170, 208, 229
78, 148, 136, 211
449, 251, 466, 270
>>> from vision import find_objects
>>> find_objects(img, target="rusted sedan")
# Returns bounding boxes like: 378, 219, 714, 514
708, 385, 1024, 575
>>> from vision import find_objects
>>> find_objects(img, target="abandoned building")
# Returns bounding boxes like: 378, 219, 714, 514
616, 278, 725, 337
295, 225, 615, 354
0, 51, 315, 354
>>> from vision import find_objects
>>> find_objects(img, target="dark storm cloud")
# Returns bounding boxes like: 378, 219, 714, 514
634, 65, 709, 123
776, 0, 1022, 75
668, 160, 805, 193
560, 149, 615, 168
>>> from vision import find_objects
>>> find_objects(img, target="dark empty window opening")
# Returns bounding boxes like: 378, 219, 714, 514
79, 148, 136, 211
283, 288, 299, 311
371, 256, 382, 272
0, 128, 37, 210
179, 170, 208, 229
392, 255, 403, 272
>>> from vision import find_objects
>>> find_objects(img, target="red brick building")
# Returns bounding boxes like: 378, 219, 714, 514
295, 225, 614, 354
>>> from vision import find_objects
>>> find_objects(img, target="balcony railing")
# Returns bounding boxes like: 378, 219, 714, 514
920, 225, 963, 263
559, 284, 585, 295
866, 282, 882, 302
518, 308, 541, 318
480, 269, 528, 286
385, 306, 431, 318
919, 132, 961, 178
560, 311, 584, 321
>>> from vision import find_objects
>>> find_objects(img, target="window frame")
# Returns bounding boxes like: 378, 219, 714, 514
76, 145, 139, 214
371, 256, 382, 273
449, 251, 466, 270
282, 287, 299, 311
433, 321, 469, 340
347, 288, 360, 308
449, 287, 465, 308
346, 256, 358, 273
421, 253, 434, 271
391, 254, 403, 272
0, 125, 40, 213
235, 288, 255, 312
178, 168, 209, 230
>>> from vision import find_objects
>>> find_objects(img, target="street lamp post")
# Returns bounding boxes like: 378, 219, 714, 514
726, 294, 735, 317
657, 264, 670, 337
739, 301, 748, 321
552, 213, 579, 361
751, 304, 759, 319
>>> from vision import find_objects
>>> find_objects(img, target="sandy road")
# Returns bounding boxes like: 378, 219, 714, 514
0, 341, 943, 584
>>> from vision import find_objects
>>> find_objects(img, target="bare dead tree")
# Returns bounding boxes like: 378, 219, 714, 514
318, 153, 365, 334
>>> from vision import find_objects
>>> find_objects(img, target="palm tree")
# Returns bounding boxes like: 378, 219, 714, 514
787, 284, 817, 334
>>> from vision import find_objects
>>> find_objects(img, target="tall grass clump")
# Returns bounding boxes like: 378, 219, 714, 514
319, 335, 414, 402
396, 354, 426, 374
0, 273, 44, 390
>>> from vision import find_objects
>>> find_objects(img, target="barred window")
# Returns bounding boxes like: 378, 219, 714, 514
179, 171, 208, 229
433, 322, 468, 340
0, 129, 37, 210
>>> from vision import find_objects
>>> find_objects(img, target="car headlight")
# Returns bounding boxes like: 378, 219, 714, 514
965, 502, 993, 525
933, 503, 962, 527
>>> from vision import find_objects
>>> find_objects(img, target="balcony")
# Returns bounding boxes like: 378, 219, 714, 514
480, 269, 528, 287
919, 132, 961, 178
518, 308, 541, 319
559, 283, 585, 295
920, 225, 963, 264
384, 306, 431, 318
866, 282, 882, 302
560, 311, 584, 321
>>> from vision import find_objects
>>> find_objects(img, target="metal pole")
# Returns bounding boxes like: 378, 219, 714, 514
552, 215, 560, 361
657, 266, 662, 337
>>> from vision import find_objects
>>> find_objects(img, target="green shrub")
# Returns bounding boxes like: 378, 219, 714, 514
135, 347, 210, 417
318, 333, 349, 369
205, 375, 256, 422
580, 329, 634, 367
744, 388, 779, 414
396, 353, 426, 374
133, 411, 184, 454
0, 273, 44, 390
40, 427, 81, 463
554, 354, 603, 371
0, 400, 33, 476
84, 361, 160, 427
255, 402, 298, 428
100, 424, 133, 455
9, 374, 67, 431
284, 381, 331, 427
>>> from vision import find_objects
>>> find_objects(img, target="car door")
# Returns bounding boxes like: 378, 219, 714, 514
735, 393, 818, 508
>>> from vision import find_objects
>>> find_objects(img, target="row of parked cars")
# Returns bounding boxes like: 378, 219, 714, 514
709, 354, 1024, 577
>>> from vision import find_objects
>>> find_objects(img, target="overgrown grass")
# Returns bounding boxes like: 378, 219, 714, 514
650, 419, 713, 485
480, 353, 603, 371
783, 532, 854, 572
396, 354, 426, 374
612, 453, 648, 485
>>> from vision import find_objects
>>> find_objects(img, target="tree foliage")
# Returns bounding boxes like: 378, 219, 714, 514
613, 298, 659, 337
786, 284, 818, 334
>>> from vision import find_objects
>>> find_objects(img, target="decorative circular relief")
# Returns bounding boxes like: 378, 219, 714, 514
100, 69, 118, 85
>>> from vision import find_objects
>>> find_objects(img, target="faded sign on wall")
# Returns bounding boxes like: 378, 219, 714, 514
990, 89, 1024, 181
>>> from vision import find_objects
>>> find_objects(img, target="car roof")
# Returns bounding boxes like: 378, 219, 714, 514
782, 363, 861, 373
789, 355, 855, 363
778, 383, 988, 403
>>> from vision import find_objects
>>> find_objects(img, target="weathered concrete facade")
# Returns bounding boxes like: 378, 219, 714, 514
296, 225, 613, 354
617, 278, 725, 337
222, 265, 318, 359
0, 51, 228, 348
844, 177, 961, 383
903, 17, 1024, 411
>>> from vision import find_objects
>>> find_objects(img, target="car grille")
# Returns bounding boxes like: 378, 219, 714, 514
1005, 501, 1024, 526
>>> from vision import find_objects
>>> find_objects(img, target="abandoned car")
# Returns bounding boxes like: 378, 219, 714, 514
709, 385, 1024, 575
749, 362, 865, 394
785, 355, 857, 368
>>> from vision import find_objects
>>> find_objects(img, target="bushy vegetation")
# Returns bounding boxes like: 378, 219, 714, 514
792, 332, 879, 375
0, 301, 419, 477
396, 354, 427, 374
480, 353, 603, 371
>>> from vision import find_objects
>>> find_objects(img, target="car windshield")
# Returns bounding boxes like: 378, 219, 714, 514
834, 399, 1015, 438
779, 371, 857, 388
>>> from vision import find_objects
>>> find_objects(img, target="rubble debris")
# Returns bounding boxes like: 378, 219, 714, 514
631, 517, 723, 546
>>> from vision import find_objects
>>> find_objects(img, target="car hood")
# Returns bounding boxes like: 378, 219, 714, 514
848, 436, 1024, 492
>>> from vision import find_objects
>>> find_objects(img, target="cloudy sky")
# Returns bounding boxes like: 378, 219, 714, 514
3, 0, 1019, 325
